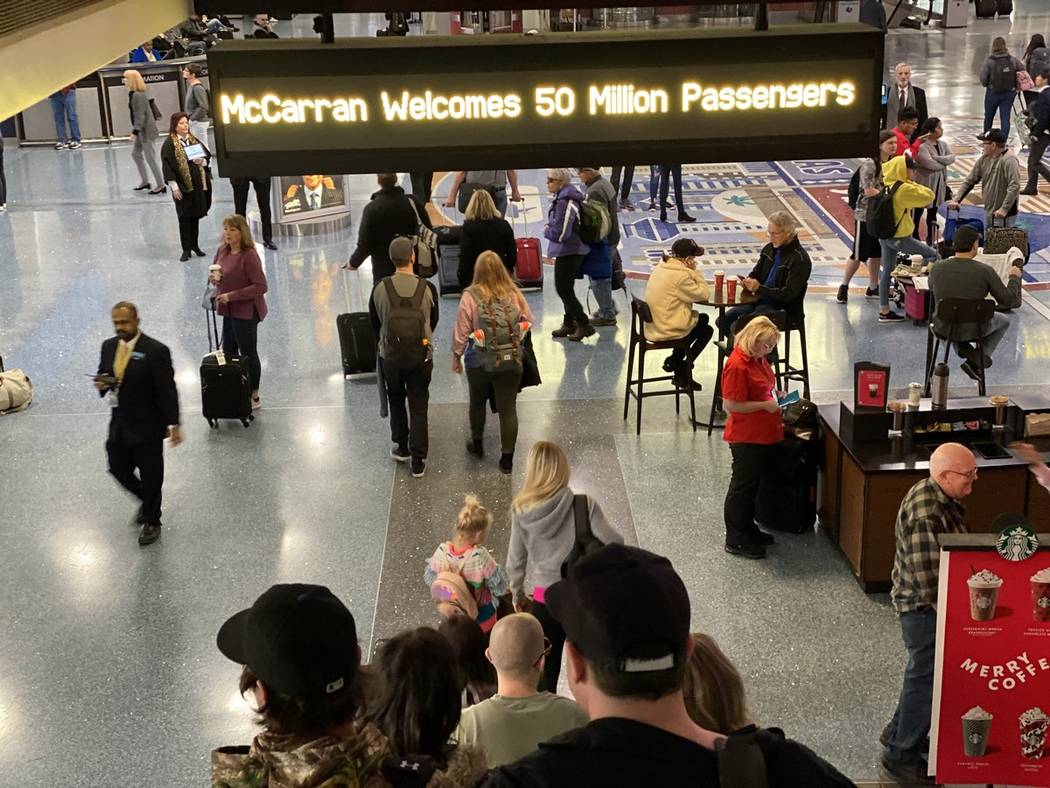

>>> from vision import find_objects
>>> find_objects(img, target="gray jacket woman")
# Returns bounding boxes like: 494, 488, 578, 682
912, 118, 955, 241
124, 69, 165, 194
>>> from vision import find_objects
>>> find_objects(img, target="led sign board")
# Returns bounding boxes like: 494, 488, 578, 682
207, 25, 883, 177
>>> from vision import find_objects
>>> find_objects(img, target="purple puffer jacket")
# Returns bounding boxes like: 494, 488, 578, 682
544, 185, 589, 258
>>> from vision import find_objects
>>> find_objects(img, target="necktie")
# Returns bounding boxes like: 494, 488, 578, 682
900, 89, 908, 107
114, 342, 131, 381
310, 193, 319, 209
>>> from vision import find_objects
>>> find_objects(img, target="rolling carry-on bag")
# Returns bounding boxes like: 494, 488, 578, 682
903, 281, 928, 324
996, 0, 1012, 14
201, 298, 253, 428
983, 218, 1029, 263
754, 435, 819, 534
337, 268, 377, 376
437, 243, 463, 297
512, 208, 544, 290
943, 207, 984, 245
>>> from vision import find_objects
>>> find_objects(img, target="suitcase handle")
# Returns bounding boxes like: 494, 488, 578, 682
341, 265, 369, 313
510, 200, 529, 238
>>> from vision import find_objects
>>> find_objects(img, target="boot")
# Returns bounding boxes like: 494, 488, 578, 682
568, 323, 596, 342
499, 452, 513, 474
466, 438, 484, 458
551, 322, 575, 338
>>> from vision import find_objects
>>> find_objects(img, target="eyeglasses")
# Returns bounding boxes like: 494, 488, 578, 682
533, 637, 553, 667
946, 467, 978, 480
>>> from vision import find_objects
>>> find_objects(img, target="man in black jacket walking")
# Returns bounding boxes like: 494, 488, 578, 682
95, 302, 181, 545
1021, 70, 1050, 195
344, 173, 432, 285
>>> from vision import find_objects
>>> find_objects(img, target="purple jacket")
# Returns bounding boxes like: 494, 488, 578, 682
544, 185, 589, 258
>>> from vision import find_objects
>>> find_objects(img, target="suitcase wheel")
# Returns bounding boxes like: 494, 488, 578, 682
208, 419, 218, 429
241, 419, 251, 428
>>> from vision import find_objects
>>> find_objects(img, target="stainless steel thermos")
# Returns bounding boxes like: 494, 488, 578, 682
930, 363, 949, 410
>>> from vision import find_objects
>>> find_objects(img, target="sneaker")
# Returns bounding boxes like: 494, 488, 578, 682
673, 377, 703, 392
662, 356, 678, 373
1020, 188, 1039, 196
725, 542, 766, 560
647, 200, 657, 211
411, 458, 426, 478
68, 140, 82, 149
878, 311, 905, 323
499, 453, 513, 474
879, 754, 933, 784
391, 444, 410, 462
590, 316, 617, 327
618, 198, 636, 210
54, 142, 68, 150
836, 285, 848, 304
466, 439, 484, 458
551, 323, 575, 338
568, 323, 596, 342
0, 204, 6, 212
678, 213, 697, 223
865, 287, 879, 299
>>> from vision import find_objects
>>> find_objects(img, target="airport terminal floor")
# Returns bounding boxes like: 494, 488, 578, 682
3, 6, 1050, 787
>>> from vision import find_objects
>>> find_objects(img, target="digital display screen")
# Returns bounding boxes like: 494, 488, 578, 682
207, 25, 884, 176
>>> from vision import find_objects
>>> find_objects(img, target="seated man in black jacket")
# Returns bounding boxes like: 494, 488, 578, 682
928, 225, 1022, 380
344, 173, 432, 285
717, 210, 812, 335
1021, 70, 1050, 195
485, 544, 855, 788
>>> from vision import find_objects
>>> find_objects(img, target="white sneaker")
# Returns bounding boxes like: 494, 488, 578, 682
0, 204, 6, 212
54, 142, 68, 150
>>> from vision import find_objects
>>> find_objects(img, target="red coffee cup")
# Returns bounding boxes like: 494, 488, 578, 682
726, 277, 737, 301
714, 270, 725, 294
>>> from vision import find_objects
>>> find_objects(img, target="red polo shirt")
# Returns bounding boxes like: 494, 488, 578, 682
722, 346, 783, 445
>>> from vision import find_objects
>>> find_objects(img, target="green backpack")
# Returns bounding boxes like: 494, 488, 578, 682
579, 196, 611, 244
467, 288, 523, 373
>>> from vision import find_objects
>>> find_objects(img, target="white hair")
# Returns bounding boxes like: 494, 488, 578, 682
547, 168, 575, 187
768, 210, 799, 236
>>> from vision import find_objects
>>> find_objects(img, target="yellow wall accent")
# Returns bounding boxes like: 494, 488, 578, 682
0, 0, 191, 119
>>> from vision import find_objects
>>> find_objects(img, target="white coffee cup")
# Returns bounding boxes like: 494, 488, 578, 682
209, 264, 222, 283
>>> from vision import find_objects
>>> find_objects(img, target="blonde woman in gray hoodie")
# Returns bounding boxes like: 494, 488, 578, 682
507, 441, 623, 692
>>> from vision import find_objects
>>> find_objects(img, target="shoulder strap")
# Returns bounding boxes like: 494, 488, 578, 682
409, 277, 427, 308
573, 494, 591, 543
383, 276, 399, 303
718, 731, 769, 788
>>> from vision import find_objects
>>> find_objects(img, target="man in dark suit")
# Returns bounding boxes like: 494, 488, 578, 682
282, 174, 345, 214
95, 302, 181, 545
883, 62, 929, 131
231, 176, 278, 250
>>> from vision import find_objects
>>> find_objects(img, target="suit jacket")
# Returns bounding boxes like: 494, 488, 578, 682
883, 84, 928, 130
284, 185, 344, 213
98, 333, 180, 444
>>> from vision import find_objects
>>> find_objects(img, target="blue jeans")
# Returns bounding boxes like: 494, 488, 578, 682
883, 607, 936, 766
983, 90, 1015, 138
648, 165, 660, 203
589, 276, 617, 319
492, 188, 508, 218
49, 92, 80, 144
878, 236, 937, 309
717, 301, 778, 335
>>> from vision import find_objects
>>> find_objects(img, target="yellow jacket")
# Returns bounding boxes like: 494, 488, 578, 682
643, 257, 709, 341
881, 155, 935, 238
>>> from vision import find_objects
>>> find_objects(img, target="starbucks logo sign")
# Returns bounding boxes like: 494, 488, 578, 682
996, 523, 1039, 562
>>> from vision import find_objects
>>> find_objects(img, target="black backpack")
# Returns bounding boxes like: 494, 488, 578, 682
718, 730, 769, 788
380, 277, 428, 369
846, 167, 862, 211
868, 181, 904, 239
559, 494, 602, 578
989, 54, 1018, 93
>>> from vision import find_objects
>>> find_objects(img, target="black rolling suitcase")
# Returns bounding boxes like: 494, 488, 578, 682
996, 0, 1012, 14
755, 435, 819, 534
437, 243, 463, 297
975, 0, 996, 17
201, 299, 253, 428
338, 268, 377, 376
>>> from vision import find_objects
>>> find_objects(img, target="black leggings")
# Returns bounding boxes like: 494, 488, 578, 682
222, 315, 261, 390
554, 254, 588, 327
911, 207, 938, 243
533, 600, 566, 693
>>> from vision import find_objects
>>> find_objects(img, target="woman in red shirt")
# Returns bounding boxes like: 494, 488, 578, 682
210, 214, 269, 409
721, 316, 784, 560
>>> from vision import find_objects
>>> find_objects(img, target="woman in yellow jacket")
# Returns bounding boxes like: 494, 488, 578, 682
876, 155, 936, 323
642, 238, 713, 389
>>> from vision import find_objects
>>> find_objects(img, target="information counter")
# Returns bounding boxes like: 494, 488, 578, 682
17, 56, 210, 145
818, 394, 1050, 592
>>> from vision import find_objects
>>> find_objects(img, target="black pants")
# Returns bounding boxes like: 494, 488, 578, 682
178, 216, 201, 253
465, 365, 522, 454
724, 441, 782, 546
222, 315, 262, 390
0, 143, 6, 205
910, 206, 939, 242
107, 427, 164, 524
610, 165, 634, 201
659, 164, 685, 214
409, 172, 433, 204
382, 358, 432, 460
232, 177, 273, 243
1025, 134, 1050, 191
669, 315, 714, 373
554, 254, 588, 327
533, 600, 566, 693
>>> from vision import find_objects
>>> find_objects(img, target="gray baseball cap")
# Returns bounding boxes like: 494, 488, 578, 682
389, 236, 415, 264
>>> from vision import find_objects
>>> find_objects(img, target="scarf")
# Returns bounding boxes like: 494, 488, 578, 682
171, 134, 207, 193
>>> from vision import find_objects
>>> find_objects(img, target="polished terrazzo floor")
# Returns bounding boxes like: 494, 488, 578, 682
3, 7, 1050, 787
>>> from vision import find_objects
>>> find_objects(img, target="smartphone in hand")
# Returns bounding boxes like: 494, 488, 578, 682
777, 390, 801, 408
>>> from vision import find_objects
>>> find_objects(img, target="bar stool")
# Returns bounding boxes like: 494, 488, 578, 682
623, 295, 697, 436
775, 312, 811, 400
922, 298, 995, 397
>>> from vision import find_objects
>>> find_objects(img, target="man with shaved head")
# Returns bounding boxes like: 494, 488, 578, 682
454, 613, 587, 767
882, 442, 974, 783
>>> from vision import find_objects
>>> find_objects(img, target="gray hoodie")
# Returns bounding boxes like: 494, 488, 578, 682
507, 487, 624, 600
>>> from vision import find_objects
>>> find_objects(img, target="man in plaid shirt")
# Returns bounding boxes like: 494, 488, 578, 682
881, 443, 974, 784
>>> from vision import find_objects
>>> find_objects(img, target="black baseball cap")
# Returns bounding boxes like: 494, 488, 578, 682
671, 238, 705, 259
978, 129, 1007, 145
217, 584, 359, 698
546, 544, 690, 673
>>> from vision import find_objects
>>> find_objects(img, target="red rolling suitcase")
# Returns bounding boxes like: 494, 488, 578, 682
512, 209, 544, 290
